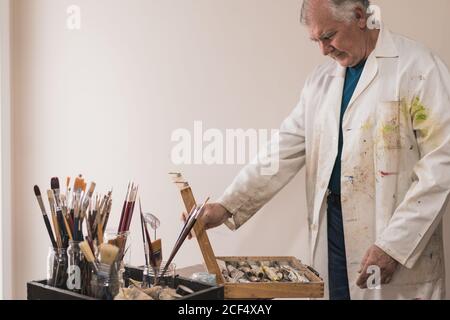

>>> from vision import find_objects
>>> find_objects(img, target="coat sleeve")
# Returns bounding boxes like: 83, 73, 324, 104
375, 53, 450, 269
218, 84, 309, 231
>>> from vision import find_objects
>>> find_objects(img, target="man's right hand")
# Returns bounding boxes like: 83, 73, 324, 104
181, 203, 232, 239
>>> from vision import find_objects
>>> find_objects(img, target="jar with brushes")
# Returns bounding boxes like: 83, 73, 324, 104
89, 241, 122, 299
47, 246, 68, 289
104, 230, 131, 289
90, 263, 120, 299
145, 261, 177, 289
67, 240, 90, 294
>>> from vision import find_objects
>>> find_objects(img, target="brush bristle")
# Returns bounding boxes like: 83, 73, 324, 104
99, 244, 120, 266
51, 177, 60, 190
152, 239, 162, 251
47, 189, 54, 200
34, 185, 41, 196
73, 177, 84, 191
88, 182, 96, 195
80, 241, 96, 263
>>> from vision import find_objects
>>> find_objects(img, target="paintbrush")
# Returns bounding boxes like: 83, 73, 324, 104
34, 186, 57, 248
118, 182, 131, 232
51, 178, 70, 246
99, 243, 120, 280
102, 193, 113, 234
60, 194, 71, 223
66, 177, 70, 198
151, 239, 162, 269
125, 185, 138, 231
72, 176, 84, 241
139, 202, 149, 268
60, 194, 74, 238
96, 197, 104, 244
47, 190, 62, 248
81, 182, 96, 220
79, 182, 95, 241
139, 199, 159, 270
159, 197, 210, 280
118, 183, 139, 233
99, 244, 120, 266
80, 240, 99, 274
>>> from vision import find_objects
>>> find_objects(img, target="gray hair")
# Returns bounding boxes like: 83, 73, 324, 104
300, 0, 371, 25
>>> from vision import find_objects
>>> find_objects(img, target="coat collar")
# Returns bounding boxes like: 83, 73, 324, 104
327, 24, 400, 109
328, 24, 399, 77
373, 24, 399, 58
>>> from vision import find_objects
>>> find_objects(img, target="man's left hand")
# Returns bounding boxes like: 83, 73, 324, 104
356, 245, 399, 289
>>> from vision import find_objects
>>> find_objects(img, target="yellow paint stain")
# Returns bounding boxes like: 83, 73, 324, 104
361, 120, 373, 131
382, 123, 399, 134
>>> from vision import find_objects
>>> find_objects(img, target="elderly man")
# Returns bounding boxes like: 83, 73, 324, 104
195, 0, 450, 299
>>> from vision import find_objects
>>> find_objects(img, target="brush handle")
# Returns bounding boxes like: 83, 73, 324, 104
56, 209, 69, 247
144, 221, 157, 268
74, 217, 79, 241
51, 213, 62, 248
125, 200, 136, 231
62, 213, 73, 241
42, 214, 57, 248
139, 213, 149, 267
118, 200, 128, 232
97, 220, 104, 244
119, 201, 132, 232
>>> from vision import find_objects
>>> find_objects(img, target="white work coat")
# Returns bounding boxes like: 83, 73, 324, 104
219, 26, 450, 300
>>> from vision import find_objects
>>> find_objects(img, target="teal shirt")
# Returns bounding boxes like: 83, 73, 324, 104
328, 60, 367, 195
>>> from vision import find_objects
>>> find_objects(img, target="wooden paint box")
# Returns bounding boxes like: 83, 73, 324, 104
171, 173, 324, 299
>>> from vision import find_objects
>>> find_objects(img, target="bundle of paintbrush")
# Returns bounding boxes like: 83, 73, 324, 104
34, 175, 114, 291
156, 197, 209, 283
79, 240, 122, 299
108, 182, 138, 262
85, 190, 113, 247
34, 175, 114, 248
139, 199, 163, 287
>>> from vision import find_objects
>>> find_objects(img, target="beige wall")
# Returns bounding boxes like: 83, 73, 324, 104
10, 0, 450, 299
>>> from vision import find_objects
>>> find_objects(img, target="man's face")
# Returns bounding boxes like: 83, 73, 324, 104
308, 1, 368, 67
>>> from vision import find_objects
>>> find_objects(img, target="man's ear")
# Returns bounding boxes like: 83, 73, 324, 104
354, 7, 367, 29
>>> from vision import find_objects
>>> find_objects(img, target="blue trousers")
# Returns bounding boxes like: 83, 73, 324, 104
327, 192, 351, 300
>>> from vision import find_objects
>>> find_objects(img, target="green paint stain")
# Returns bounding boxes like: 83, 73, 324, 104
411, 97, 428, 123
382, 124, 398, 134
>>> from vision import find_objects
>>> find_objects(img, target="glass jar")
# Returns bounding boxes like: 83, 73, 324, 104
90, 263, 120, 300
104, 230, 131, 289
46, 246, 68, 289
104, 230, 131, 263
145, 261, 176, 289
67, 240, 85, 293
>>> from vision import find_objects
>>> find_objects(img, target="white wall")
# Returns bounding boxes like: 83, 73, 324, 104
9, 0, 450, 299
0, 0, 12, 300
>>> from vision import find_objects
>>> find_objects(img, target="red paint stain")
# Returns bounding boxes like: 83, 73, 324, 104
380, 171, 398, 177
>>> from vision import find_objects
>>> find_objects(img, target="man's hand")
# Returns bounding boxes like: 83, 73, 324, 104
356, 245, 399, 289
181, 203, 232, 239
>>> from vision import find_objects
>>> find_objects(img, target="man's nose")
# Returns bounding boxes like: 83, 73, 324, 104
319, 41, 334, 56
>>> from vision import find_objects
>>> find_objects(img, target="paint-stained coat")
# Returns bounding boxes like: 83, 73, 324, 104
219, 26, 450, 300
